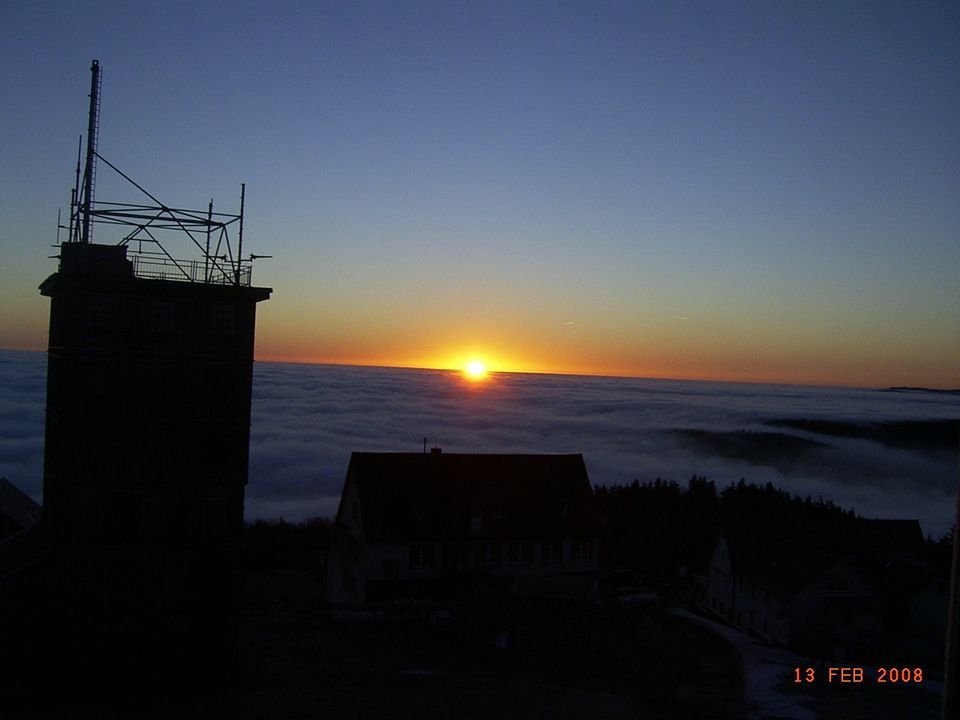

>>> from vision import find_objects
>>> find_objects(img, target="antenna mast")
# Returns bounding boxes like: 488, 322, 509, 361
80, 59, 101, 244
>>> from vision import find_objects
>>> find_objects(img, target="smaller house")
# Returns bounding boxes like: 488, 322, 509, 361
326, 451, 601, 608
707, 530, 880, 655
705, 517, 947, 660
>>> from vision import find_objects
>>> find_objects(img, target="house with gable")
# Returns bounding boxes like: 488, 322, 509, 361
708, 529, 881, 655
706, 516, 947, 660
326, 451, 601, 608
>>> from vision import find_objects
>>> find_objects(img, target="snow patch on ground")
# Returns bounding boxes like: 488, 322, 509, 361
671, 609, 817, 720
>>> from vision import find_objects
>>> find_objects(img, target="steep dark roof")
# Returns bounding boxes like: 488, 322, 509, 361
0, 478, 42, 537
725, 529, 842, 597
857, 519, 924, 559
851, 551, 943, 602
722, 515, 929, 600
344, 453, 600, 543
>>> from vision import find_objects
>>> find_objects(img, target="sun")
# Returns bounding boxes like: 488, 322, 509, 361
464, 359, 488, 381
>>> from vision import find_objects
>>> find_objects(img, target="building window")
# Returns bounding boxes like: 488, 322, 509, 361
410, 543, 433, 569
479, 542, 501, 565
571, 540, 593, 563
508, 542, 532, 565
445, 544, 468, 570
141, 498, 167, 534
384, 559, 399, 579
542, 540, 563, 564
828, 576, 849, 592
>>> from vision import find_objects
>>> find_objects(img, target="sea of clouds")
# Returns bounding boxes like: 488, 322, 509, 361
2, 350, 957, 537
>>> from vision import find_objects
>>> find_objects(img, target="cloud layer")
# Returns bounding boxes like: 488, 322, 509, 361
2, 351, 957, 537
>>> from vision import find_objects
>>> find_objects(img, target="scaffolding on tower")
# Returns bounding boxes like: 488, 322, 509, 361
61, 59, 268, 287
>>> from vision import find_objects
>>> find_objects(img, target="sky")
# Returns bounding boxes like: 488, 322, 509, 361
1, 1, 958, 387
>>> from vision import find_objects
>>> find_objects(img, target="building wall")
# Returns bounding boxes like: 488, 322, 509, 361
39, 243, 269, 640
707, 537, 734, 622
788, 564, 878, 655
904, 580, 949, 659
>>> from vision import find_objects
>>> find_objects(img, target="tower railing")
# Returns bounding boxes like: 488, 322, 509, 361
129, 252, 252, 286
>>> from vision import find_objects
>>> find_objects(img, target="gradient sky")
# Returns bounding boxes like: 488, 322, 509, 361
2, 1, 958, 387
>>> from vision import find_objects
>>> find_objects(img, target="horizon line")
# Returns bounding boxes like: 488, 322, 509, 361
3, 345, 957, 392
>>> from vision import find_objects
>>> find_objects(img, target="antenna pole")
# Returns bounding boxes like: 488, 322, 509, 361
69, 136, 82, 243
205, 199, 213, 283
80, 59, 102, 244
236, 183, 245, 286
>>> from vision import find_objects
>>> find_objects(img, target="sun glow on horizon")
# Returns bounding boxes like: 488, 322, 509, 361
464, 359, 488, 381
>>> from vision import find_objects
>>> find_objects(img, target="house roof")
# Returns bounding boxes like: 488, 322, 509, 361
851, 550, 943, 602
725, 529, 844, 597
856, 519, 924, 559
721, 514, 930, 600
343, 452, 601, 543
0, 477, 42, 534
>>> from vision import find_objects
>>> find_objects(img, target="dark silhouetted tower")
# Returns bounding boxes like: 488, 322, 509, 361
36, 60, 271, 673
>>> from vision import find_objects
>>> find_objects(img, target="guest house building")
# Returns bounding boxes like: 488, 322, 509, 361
327, 451, 602, 607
